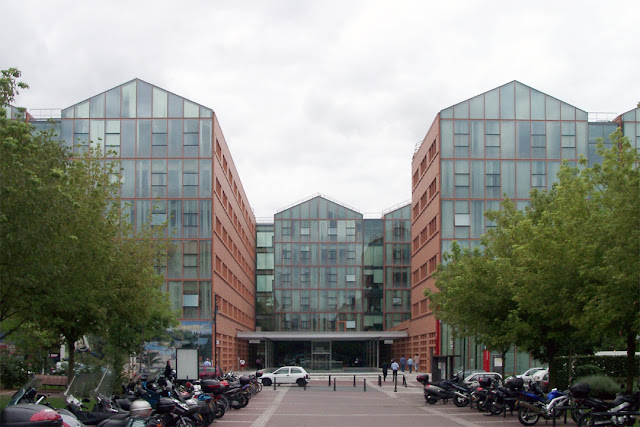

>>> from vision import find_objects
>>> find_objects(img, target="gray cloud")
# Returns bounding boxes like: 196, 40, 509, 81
2, 0, 638, 218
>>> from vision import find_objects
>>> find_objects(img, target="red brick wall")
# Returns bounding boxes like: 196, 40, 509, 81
212, 114, 256, 371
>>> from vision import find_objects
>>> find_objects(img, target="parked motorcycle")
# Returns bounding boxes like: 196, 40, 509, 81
423, 375, 472, 407
516, 382, 578, 426
0, 377, 63, 427
571, 383, 640, 426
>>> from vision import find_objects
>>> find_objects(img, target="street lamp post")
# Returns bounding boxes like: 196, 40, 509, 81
213, 293, 218, 370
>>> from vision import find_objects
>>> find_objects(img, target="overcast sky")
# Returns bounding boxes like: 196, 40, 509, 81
3, 0, 639, 218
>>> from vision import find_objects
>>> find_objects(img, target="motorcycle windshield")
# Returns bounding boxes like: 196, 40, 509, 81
8, 377, 43, 406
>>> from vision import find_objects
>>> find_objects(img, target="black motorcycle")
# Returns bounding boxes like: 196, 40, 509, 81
424, 375, 472, 407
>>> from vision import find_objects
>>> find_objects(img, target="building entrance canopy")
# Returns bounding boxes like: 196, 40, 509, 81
237, 331, 407, 371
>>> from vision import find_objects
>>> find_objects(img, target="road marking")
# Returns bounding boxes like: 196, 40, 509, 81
419, 405, 480, 426
250, 387, 289, 427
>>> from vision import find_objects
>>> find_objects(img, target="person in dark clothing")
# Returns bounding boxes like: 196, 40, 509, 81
256, 357, 262, 371
164, 360, 173, 378
381, 361, 389, 381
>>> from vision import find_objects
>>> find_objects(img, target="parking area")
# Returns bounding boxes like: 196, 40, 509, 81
215, 378, 536, 426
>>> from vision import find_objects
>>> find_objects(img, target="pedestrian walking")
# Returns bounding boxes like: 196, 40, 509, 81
164, 360, 173, 378
407, 356, 414, 373
381, 361, 389, 381
203, 358, 212, 366
240, 358, 245, 370
255, 357, 262, 371
414, 354, 420, 372
391, 359, 399, 381
399, 355, 406, 372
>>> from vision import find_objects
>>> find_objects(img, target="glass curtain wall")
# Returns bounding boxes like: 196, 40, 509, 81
61, 80, 215, 357
383, 205, 411, 329
272, 196, 364, 332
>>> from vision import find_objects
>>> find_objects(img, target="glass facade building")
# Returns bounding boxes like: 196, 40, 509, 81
245, 195, 410, 368
410, 81, 640, 377
28, 79, 256, 371
19, 78, 637, 374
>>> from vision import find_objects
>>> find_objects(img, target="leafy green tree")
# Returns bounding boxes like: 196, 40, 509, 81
1, 68, 71, 340
560, 130, 639, 390
1, 69, 178, 385
426, 241, 519, 378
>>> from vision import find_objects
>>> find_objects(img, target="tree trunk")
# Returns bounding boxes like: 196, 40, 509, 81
500, 349, 507, 382
66, 333, 77, 386
625, 330, 636, 392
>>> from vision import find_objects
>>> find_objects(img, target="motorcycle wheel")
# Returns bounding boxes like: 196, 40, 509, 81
476, 398, 487, 412
425, 394, 438, 404
241, 391, 250, 407
219, 395, 231, 411
214, 401, 225, 419
571, 408, 586, 424
453, 395, 469, 407
518, 406, 540, 426
175, 417, 197, 427
489, 402, 503, 415
232, 393, 246, 410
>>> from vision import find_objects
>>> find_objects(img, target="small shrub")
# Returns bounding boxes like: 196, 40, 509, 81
575, 364, 604, 378
576, 375, 622, 400
0, 355, 32, 389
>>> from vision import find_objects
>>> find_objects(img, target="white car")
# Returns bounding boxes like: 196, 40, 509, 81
531, 369, 549, 392
515, 367, 545, 387
463, 371, 502, 388
259, 366, 310, 387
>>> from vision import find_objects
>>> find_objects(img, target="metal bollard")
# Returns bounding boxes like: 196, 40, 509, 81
353, 375, 356, 387
333, 377, 336, 391
328, 375, 331, 386
273, 377, 276, 390
304, 380, 307, 391
364, 379, 366, 392
403, 375, 407, 387
378, 375, 382, 387
394, 375, 398, 392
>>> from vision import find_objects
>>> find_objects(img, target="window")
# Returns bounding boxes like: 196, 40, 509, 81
105, 120, 120, 156
282, 221, 291, 236
454, 120, 470, 157
301, 246, 310, 260
184, 119, 199, 145
454, 201, 470, 239
454, 161, 470, 198
183, 241, 198, 279
328, 249, 337, 260
152, 160, 167, 198
486, 161, 500, 198
282, 250, 291, 260
346, 274, 356, 282
183, 200, 198, 238
347, 250, 356, 260
152, 119, 168, 157
346, 223, 356, 237
300, 271, 310, 282
300, 220, 310, 236
531, 161, 546, 189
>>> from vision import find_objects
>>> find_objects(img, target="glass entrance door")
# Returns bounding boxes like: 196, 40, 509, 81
311, 341, 331, 370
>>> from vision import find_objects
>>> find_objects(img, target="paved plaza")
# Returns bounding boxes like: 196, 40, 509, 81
215, 375, 539, 427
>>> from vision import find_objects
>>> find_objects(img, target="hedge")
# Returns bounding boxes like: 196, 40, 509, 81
550, 355, 640, 390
